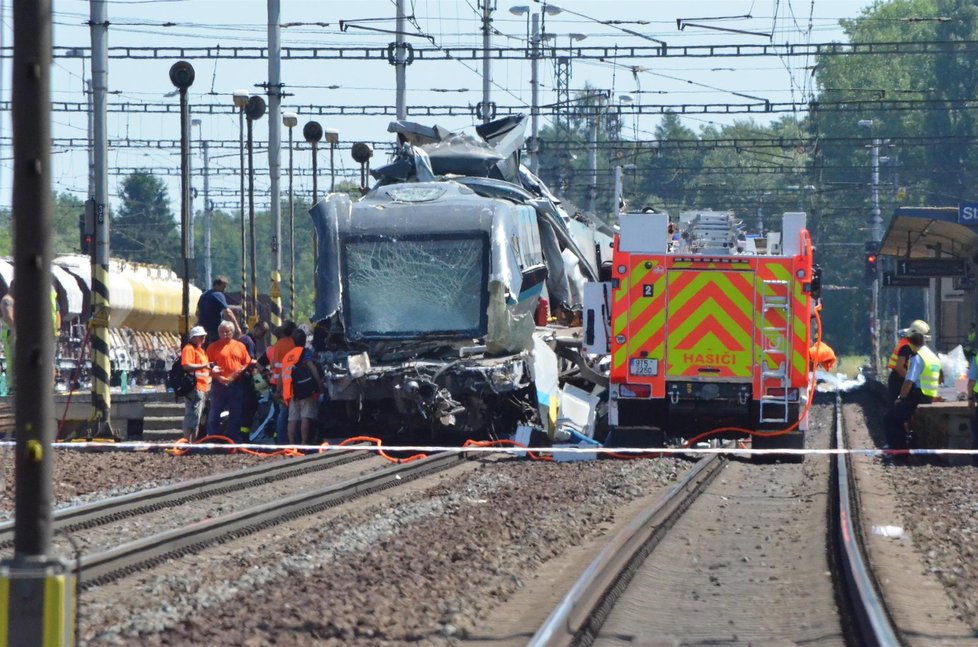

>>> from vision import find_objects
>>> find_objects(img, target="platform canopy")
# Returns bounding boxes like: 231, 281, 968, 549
880, 206, 978, 261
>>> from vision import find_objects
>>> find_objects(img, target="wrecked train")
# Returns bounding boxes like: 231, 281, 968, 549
308, 117, 610, 438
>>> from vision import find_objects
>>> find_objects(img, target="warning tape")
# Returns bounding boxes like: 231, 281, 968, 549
0, 441, 974, 458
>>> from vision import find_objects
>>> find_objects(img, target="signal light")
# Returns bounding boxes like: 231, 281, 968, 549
864, 252, 878, 284
79, 212, 92, 254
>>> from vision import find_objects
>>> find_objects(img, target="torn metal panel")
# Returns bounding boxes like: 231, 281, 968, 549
387, 120, 453, 146
309, 194, 350, 322
320, 349, 532, 435
530, 334, 560, 435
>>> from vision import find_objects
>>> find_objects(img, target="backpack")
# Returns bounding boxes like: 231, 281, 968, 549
168, 357, 196, 398
291, 360, 317, 400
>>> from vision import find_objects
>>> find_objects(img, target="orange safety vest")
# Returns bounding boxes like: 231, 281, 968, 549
887, 337, 911, 372
269, 337, 295, 386
280, 346, 305, 404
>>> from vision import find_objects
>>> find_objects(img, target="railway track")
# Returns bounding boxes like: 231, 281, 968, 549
1, 448, 465, 588
529, 394, 899, 646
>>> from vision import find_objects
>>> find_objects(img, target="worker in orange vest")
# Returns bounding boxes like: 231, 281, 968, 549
279, 328, 325, 446
258, 320, 297, 445
888, 320, 928, 400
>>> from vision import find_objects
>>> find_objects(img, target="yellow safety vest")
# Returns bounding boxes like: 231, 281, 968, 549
914, 346, 941, 397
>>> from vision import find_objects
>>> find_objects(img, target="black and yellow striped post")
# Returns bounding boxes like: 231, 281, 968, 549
89, 223, 113, 439
0, 560, 75, 647
269, 270, 282, 330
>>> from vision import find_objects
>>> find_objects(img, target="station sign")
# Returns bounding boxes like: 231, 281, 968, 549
895, 258, 966, 277
959, 201, 978, 225
882, 272, 929, 288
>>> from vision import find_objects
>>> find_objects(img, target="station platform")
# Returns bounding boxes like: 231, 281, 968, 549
0, 391, 156, 440
913, 400, 974, 466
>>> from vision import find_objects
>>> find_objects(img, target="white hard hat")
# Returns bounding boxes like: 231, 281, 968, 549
906, 320, 930, 337
189, 325, 207, 339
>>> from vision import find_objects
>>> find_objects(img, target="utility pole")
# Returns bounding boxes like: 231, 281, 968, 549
395, 0, 407, 119
245, 96, 266, 325
858, 119, 883, 375
613, 165, 624, 219
267, 0, 283, 331
479, 0, 495, 124
530, 12, 540, 174
87, 79, 94, 199
870, 135, 882, 374
588, 105, 599, 214
187, 121, 195, 263
202, 139, 211, 287
90, 0, 112, 438
234, 90, 248, 320
3, 0, 76, 643
171, 61, 195, 341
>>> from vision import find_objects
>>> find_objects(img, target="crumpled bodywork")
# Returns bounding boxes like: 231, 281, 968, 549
307, 116, 611, 436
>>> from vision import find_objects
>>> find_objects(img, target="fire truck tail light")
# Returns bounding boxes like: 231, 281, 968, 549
619, 383, 652, 398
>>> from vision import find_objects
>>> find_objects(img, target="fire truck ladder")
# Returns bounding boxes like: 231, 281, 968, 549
759, 279, 791, 424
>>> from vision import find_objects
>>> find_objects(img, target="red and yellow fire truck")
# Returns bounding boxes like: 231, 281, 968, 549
585, 210, 817, 451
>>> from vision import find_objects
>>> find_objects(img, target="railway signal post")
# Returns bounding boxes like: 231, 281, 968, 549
1, 1, 76, 644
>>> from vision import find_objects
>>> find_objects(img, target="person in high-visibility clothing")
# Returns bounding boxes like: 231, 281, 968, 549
809, 340, 836, 372
964, 322, 976, 363
887, 320, 928, 401
258, 320, 296, 445
884, 325, 941, 458
964, 351, 978, 466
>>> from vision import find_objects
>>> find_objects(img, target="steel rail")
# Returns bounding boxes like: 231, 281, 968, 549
0, 448, 367, 551
75, 451, 463, 587
530, 396, 902, 647
833, 392, 901, 646
528, 453, 725, 647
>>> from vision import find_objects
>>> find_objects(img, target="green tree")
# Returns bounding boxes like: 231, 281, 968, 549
112, 172, 179, 267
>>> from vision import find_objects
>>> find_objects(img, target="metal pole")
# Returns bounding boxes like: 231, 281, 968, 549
329, 143, 336, 192
239, 107, 247, 321
871, 138, 882, 242
395, 0, 407, 119
871, 137, 881, 375
588, 109, 598, 214
90, 0, 112, 437
202, 140, 212, 288
481, 0, 493, 124
312, 142, 319, 284
267, 0, 282, 330
247, 117, 258, 323
288, 127, 295, 318
87, 79, 94, 199
180, 88, 191, 340
530, 12, 540, 174
613, 165, 623, 219
5, 3, 77, 643
187, 120, 194, 263
11, 0, 54, 566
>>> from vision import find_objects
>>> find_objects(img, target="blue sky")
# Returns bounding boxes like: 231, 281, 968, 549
3, 0, 876, 213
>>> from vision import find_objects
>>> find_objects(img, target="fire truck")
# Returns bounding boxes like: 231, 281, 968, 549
584, 210, 818, 452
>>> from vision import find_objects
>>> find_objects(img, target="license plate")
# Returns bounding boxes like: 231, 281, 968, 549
630, 358, 658, 376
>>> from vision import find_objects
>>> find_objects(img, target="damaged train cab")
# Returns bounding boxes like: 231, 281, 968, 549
308, 116, 610, 439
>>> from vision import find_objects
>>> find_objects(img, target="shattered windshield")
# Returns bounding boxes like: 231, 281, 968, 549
343, 233, 489, 339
